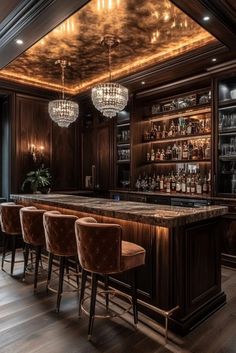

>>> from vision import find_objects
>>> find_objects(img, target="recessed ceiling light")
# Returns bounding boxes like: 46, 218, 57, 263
203, 16, 210, 21
16, 39, 23, 45
212, 58, 217, 62
141, 81, 145, 85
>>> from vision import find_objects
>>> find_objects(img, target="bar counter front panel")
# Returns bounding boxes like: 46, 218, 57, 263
11, 194, 228, 335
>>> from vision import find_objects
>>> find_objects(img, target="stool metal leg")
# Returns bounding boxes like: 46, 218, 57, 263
79, 269, 87, 318
47, 253, 54, 292
104, 275, 109, 309
88, 273, 98, 340
131, 268, 138, 325
23, 243, 30, 279
1, 233, 7, 270
75, 257, 80, 289
34, 246, 41, 292
56, 256, 65, 312
11, 236, 16, 275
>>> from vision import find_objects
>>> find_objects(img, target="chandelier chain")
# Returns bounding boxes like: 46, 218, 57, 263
108, 43, 112, 82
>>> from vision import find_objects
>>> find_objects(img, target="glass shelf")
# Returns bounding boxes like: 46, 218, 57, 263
143, 133, 211, 144
145, 106, 211, 122
144, 159, 211, 165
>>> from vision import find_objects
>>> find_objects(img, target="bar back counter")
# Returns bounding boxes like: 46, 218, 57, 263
11, 193, 227, 335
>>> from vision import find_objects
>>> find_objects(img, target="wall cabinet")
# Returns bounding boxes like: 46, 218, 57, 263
133, 87, 212, 198
216, 76, 236, 196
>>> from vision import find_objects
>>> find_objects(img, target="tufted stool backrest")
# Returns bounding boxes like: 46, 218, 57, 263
75, 217, 122, 274
43, 211, 78, 257
0, 202, 23, 235
20, 206, 46, 246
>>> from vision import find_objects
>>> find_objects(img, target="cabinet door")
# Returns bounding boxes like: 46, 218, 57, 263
221, 215, 236, 268
216, 77, 236, 196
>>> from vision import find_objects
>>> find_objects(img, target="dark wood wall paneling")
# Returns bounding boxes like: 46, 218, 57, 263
14, 94, 51, 192
80, 101, 114, 193
7, 93, 80, 194
51, 120, 79, 191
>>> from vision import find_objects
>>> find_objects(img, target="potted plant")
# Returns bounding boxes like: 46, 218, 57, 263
21, 167, 51, 193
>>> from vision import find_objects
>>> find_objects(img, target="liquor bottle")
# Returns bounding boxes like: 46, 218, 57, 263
172, 143, 178, 160
176, 174, 181, 192
205, 141, 211, 159
186, 175, 191, 193
160, 149, 165, 160
168, 120, 175, 137
177, 120, 181, 135
182, 142, 189, 160
163, 175, 167, 191
151, 149, 155, 161
171, 173, 176, 192
162, 124, 167, 138
181, 119, 186, 135
182, 173, 186, 193
147, 152, 151, 161
188, 140, 193, 160
150, 126, 155, 140
192, 142, 199, 160
166, 145, 172, 160
155, 149, 161, 161
160, 175, 164, 191
196, 175, 203, 194
156, 175, 160, 191
135, 175, 142, 190
166, 174, 171, 193
186, 121, 192, 135
156, 125, 161, 139
178, 143, 182, 160
190, 175, 196, 194
202, 176, 208, 194
198, 143, 204, 160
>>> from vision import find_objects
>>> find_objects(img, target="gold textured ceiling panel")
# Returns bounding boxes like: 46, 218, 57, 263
0, 0, 216, 94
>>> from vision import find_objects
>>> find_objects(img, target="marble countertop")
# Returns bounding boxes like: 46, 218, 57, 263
10, 194, 228, 228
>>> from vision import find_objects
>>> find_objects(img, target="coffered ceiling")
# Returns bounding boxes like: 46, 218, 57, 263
0, 0, 235, 94
0, 0, 218, 95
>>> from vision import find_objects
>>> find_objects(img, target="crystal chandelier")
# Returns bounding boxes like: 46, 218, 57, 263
48, 59, 79, 128
91, 35, 128, 119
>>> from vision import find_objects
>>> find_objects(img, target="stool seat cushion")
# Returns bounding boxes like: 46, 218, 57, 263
43, 212, 78, 257
20, 207, 46, 246
121, 241, 145, 271
0, 203, 23, 235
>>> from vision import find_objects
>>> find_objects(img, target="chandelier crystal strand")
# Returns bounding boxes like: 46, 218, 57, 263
91, 35, 128, 119
48, 59, 79, 127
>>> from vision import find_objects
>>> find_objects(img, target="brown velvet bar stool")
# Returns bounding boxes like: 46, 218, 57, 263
75, 217, 146, 340
0, 202, 24, 275
20, 206, 46, 291
43, 210, 79, 312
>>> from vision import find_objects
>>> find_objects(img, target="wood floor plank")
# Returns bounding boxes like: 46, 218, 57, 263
0, 260, 236, 353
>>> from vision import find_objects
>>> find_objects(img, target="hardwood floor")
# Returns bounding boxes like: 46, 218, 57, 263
0, 259, 236, 353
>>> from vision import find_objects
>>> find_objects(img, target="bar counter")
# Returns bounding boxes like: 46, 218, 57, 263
11, 193, 228, 335
10, 194, 227, 227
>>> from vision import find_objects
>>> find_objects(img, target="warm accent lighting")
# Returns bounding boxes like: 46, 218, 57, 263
16, 39, 23, 45
97, 0, 120, 11
91, 35, 128, 118
203, 16, 210, 21
29, 144, 45, 162
48, 60, 79, 127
